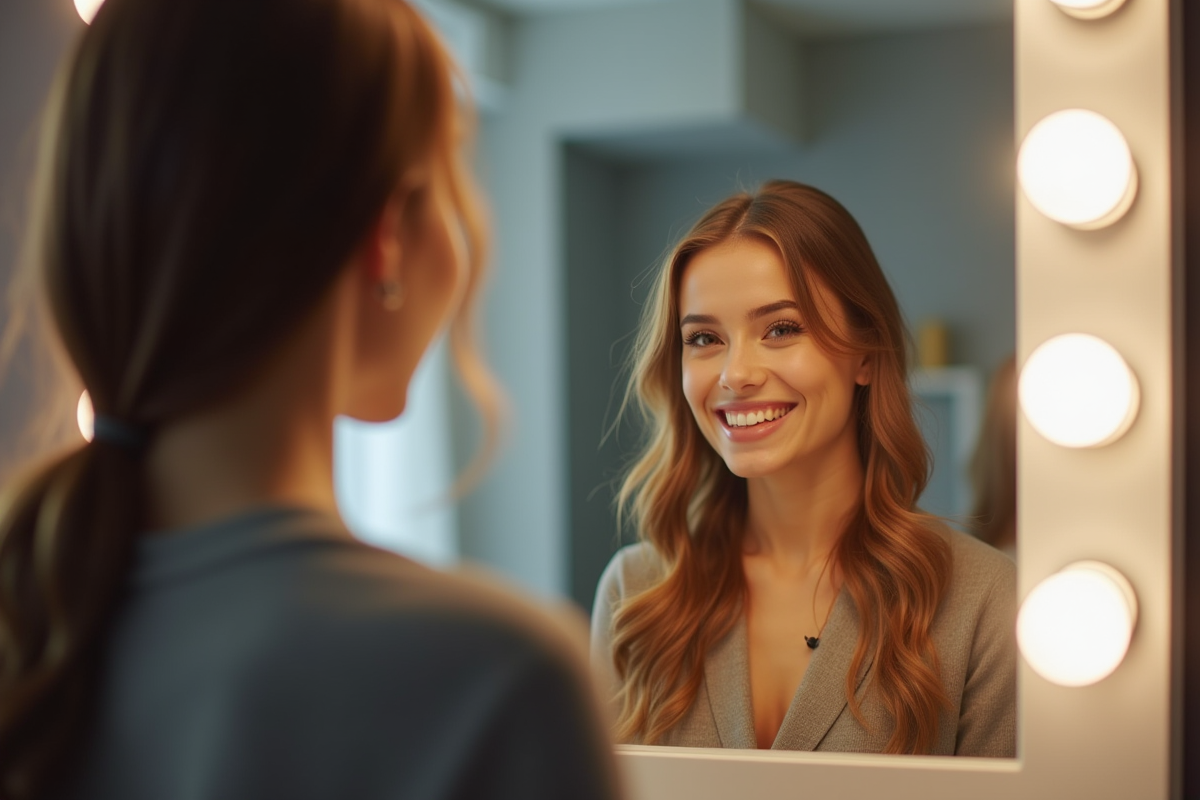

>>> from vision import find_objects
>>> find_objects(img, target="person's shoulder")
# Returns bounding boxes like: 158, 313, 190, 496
596, 541, 666, 602
225, 510, 587, 674
932, 523, 1016, 609
943, 525, 1014, 580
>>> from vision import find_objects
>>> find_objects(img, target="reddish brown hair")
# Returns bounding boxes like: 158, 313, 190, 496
0, 1, 496, 796
613, 180, 951, 753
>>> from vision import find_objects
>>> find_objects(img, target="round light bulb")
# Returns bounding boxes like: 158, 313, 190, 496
1019, 333, 1139, 448
1018, 561, 1137, 687
1049, 0, 1128, 20
1018, 109, 1137, 229
74, 0, 105, 24
78, 391, 94, 442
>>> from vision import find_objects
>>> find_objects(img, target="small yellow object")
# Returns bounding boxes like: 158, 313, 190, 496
918, 320, 948, 369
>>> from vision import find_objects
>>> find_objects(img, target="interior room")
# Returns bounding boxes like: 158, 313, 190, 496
0, 0, 1193, 797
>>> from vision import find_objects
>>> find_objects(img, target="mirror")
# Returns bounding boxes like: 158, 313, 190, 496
553, 1, 1016, 754
465, 0, 1175, 794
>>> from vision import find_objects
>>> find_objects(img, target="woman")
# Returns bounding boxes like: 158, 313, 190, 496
0, 1, 620, 798
592, 181, 1015, 756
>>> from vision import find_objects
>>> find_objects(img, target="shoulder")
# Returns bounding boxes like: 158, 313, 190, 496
939, 525, 1015, 601
929, 525, 1017, 644
594, 541, 667, 605
287, 539, 591, 677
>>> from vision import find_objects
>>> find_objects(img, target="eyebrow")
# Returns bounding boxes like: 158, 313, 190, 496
679, 300, 800, 328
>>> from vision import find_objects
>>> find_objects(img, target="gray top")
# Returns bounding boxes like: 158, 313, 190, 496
591, 528, 1016, 756
65, 506, 621, 800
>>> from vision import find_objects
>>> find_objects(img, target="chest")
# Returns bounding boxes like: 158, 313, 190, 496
744, 577, 834, 748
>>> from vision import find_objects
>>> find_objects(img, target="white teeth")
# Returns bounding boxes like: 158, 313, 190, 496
723, 407, 791, 427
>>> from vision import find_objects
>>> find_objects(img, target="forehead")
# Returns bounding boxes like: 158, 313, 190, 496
678, 236, 841, 322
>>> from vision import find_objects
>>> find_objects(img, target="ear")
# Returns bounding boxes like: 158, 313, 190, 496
854, 353, 871, 386
359, 195, 406, 286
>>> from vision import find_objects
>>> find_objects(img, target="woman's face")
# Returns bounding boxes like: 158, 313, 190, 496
678, 236, 869, 480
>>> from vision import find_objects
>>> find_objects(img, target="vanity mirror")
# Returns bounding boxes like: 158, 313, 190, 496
466, 0, 1176, 795
611, 0, 1176, 796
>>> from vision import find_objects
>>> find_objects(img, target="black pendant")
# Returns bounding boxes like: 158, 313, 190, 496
804, 636, 819, 650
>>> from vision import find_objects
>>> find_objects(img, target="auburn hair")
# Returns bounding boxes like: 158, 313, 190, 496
0, 1, 498, 797
612, 180, 952, 753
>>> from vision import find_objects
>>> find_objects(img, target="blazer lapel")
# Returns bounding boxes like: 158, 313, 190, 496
771, 589, 874, 750
703, 614, 758, 749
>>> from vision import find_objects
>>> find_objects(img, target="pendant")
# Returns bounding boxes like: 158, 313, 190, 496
804, 636, 819, 650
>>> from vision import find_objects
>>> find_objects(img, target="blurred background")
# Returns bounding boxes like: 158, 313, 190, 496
0, 0, 1014, 613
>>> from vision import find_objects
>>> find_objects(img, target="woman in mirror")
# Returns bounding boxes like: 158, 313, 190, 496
592, 181, 1016, 756
0, 1, 621, 798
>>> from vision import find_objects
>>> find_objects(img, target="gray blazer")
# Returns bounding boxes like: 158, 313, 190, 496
591, 529, 1016, 756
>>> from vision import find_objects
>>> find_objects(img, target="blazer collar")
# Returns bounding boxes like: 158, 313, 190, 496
703, 589, 874, 751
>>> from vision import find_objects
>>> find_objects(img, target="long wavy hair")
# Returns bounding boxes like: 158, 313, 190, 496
612, 180, 952, 753
0, 1, 499, 797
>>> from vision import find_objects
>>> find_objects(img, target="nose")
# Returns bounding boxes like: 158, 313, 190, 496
719, 339, 766, 393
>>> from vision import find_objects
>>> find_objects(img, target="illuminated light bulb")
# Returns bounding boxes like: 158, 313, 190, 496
78, 391, 94, 442
74, 0, 105, 24
1019, 333, 1139, 448
1017, 109, 1137, 229
1018, 561, 1138, 687
1049, 0, 1128, 20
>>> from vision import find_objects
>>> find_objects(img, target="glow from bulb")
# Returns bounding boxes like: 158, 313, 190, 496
1017, 561, 1137, 687
1049, 0, 1128, 20
74, 0, 105, 24
78, 391, 94, 442
1019, 334, 1139, 448
1018, 109, 1137, 229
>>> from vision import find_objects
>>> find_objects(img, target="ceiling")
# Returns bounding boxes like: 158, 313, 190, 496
469, 0, 1011, 36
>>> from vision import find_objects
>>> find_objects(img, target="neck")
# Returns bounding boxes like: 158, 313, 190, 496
742, 430, 864, 572
145, 295, 345, 532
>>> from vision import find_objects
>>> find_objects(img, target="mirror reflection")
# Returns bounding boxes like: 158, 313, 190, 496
553, 5, 1016, 754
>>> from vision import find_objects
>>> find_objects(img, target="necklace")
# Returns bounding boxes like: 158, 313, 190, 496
803, 554, 835, 650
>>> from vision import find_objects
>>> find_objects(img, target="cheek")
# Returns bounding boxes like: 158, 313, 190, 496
681, 359, 714, 421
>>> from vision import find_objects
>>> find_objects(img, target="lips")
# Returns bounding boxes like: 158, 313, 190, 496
714, 403, 796, 441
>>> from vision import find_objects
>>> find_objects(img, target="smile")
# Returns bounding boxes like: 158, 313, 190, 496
720, 406, 794, 428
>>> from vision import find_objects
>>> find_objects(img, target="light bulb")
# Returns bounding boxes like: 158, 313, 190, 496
1018, 109, 1137, 229
74, 0, 105, 24
1019, 333, 1139, 448
78, 391, 94, 442
1048, 0, 1128, 20
1018, 561, 1137, 687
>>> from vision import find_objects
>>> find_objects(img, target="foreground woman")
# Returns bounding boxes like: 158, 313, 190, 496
0, 1, 620, 798
593, 181, 1015, 756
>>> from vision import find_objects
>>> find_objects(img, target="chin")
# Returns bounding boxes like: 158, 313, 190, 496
717, 453, 786, 480
346, 395, 408, 424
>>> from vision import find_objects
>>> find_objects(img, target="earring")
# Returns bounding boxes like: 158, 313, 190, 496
376, 279, 404, 311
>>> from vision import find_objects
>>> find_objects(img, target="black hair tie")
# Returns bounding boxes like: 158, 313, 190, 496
92, 415, 150, 451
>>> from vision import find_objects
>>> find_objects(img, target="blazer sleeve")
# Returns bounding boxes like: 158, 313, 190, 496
954, 557, 1018, 757
590, 548, 630, 716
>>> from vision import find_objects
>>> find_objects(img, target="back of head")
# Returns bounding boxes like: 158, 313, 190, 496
0, 1, 476, 796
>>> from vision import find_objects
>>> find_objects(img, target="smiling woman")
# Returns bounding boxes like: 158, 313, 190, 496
590, 180, 1016, 756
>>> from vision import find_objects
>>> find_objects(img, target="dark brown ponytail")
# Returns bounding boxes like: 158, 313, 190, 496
0, 0, 488, 796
